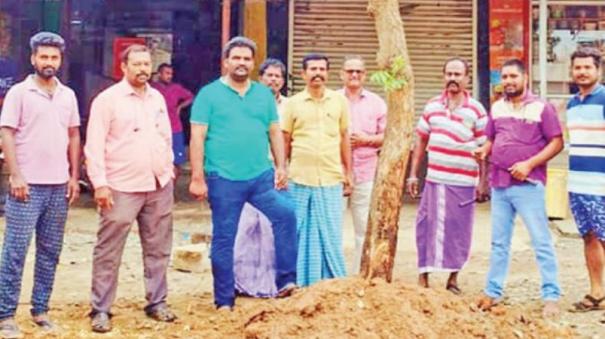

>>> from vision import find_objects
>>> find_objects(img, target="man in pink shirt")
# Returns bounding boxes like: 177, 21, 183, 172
338, 55, 387, 274
85, 44, 175, 333
0, 32, 80, 338
151, 63, 193, 182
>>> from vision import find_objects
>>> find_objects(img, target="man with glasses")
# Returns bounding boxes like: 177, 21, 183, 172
337, 55, 386, 274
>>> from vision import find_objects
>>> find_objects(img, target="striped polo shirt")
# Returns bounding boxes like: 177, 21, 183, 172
567, 84, 605, 196
416, 91, 488, 187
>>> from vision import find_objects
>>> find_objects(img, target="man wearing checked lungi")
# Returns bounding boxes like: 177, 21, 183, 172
407, 57, 489, 294
283, 53, 353, 287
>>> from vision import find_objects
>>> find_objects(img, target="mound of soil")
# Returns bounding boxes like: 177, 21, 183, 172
17, 277, 574, 338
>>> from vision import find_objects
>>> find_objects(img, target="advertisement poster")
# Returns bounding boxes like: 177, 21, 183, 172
489, 0, 530, 102
137, 33, 173, 75
112, 37, 145, 80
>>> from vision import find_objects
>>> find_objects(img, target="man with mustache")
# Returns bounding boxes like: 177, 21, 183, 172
189, 37, 297, 310
233, 58, 289, 298
407, 57, 489, 294
282, 53, 353, 286
85, 44, 176, 332
565, 47, 605, 315
0, 32, 80, 337
337, 55, 386, 274
474, 58, 563, 318
259, 58, 288, 115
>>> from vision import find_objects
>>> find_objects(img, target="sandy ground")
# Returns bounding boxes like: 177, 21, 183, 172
0, 193, 604, 338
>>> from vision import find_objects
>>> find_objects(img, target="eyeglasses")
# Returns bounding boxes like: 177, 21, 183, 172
345, 69, 365, 75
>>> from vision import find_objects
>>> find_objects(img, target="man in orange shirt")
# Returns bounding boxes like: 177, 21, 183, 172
85, 44, 176, 333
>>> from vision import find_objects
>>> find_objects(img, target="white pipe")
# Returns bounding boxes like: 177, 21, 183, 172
539, 0, 548, 98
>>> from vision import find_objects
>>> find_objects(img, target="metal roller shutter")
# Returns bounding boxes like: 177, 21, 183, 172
288, 0, 475, 115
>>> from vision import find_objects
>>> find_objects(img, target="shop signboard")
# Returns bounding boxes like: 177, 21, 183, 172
489, 0, 531, 102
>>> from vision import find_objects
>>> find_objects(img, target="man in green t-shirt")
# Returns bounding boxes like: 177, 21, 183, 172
189, 37, 297, 310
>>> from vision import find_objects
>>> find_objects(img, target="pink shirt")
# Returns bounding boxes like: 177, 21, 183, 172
339, 88, 387, 184
151, 81, 194, 133
85, 80, 173, 192
0, 75, 80, 184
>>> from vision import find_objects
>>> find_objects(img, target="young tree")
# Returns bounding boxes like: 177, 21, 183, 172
360, 0, 415, 281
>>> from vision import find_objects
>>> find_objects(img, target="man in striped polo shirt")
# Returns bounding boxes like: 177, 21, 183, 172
475, 59, 563, 318
407, 57, 489, 294
566, 47, 605, 314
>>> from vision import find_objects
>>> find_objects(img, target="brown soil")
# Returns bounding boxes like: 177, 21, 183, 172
15, 277, 574, 338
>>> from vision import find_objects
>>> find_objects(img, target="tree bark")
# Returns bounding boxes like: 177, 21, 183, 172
244, 0, 267, 80
360, 0, 415, 281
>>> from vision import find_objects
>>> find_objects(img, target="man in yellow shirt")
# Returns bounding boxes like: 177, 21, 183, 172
282, 53, 353, 286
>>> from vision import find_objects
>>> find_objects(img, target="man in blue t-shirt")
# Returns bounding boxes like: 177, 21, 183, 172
188, 37, 297, 310
566, 47, 605, 314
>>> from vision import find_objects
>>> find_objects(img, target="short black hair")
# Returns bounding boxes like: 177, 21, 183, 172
259, 58, 286, 77
302, 53, 330, 70
571, 47, 602, 68
502, 58, 526, 73
442, 57, 469, 75
30, 31, 65, 53
223, 36, 257, 58
157, 63, 172, 72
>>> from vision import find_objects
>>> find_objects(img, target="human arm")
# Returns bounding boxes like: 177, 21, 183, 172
509, 104, 564, 181
1, 127, 28, 201
508, 136, 563, 181
189, 123, 209, 200
407, 136, 428, 199
84, 95, 113, 210
269, 122, 287, 189
66, 126, 81, 205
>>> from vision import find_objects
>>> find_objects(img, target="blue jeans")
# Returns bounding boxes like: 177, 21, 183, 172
207, 169, 297, 307
484, 183, 561, 301
0, 184, 68, 320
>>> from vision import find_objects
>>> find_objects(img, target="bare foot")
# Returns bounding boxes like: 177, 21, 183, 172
418, 273, 429, 288
476, 294, 497, 311
543, 301, 560, 319
32, 313, 57, 331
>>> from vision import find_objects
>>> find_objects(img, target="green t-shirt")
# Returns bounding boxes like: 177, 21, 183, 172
190, 79, 278, 180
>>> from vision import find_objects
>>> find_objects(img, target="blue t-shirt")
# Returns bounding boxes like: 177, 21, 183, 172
190, 79, 278, 180
567, 84, 605, 196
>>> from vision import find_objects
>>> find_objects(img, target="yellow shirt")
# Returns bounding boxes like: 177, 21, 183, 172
282, 88, 350, 187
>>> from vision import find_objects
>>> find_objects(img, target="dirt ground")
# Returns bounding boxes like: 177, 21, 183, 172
1, 195, 604, 338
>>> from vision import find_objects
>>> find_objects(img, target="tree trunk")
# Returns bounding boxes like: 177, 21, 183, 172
360, 0, 415, 281
244, 0, 267, 80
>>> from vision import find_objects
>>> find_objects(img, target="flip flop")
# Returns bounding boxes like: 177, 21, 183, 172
570, 294, 605, 313
0, 319, 22, 339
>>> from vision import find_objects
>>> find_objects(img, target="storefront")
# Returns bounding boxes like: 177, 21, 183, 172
531, 1, 605, 113
0, 0, 289, 139
289, 0, 477, 115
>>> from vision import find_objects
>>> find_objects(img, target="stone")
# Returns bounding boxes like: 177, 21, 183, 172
172, 244, 209, 273
191, 232, 212, 244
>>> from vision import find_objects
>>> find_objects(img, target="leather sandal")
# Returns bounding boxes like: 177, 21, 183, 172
570, 295, 605, 313
90, 312, 111, 333
146, 304, 177, 322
